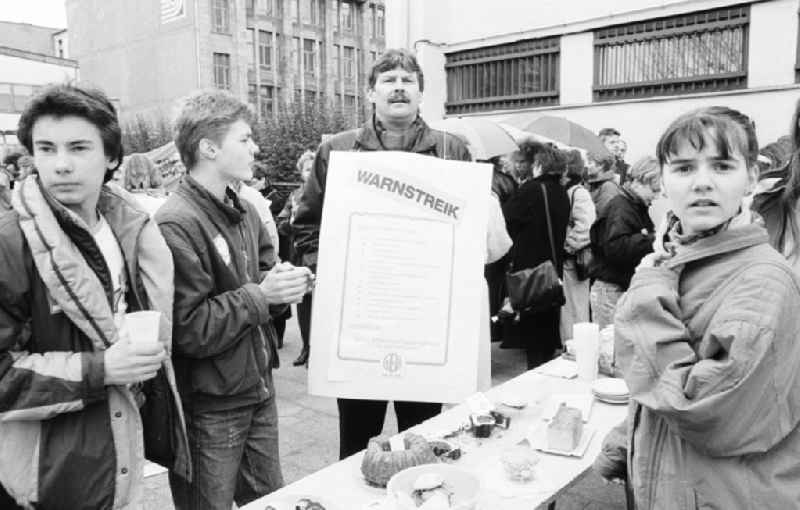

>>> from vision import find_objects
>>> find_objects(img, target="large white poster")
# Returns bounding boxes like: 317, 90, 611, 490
308, 151, 492, 403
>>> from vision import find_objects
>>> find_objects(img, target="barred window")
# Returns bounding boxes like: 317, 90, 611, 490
211, 0, 230, 33
444, 37, 559, 115
213, 53, 231, 90
593, 5, 749, 101
376, 6, 384, 38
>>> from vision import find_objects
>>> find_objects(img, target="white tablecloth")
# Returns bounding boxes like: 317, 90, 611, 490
243, 358, 628, 510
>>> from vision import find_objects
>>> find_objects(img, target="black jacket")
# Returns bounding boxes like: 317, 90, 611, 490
156, 176, 279, 411
491, 168, 518, 205
502, 173, 570, 275
588, 186, 654, 288
292, 115, 471, 268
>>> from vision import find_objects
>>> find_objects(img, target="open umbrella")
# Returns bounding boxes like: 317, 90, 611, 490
428, 117, 518, 160
504, 115, 609, 156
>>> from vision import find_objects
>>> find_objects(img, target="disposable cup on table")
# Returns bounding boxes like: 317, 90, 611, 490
573, 322, 599, 381
123, 311, 161, 351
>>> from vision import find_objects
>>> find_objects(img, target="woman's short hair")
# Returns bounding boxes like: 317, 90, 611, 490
17, 83, 123, 182
563, 149, 585, 186
656, 106, 759, 168
368, 48, 424, 92
627, 156, 660, 188
296, 150, 316, 173
124, 153, 161, 191
174, 89, 254, 171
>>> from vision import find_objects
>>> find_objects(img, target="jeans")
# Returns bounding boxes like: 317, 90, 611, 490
168, 396, 284, 510
590, 279, 625, 329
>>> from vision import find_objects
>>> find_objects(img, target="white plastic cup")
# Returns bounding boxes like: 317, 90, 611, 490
123, 311, 161, 351
573, 322, 600, 381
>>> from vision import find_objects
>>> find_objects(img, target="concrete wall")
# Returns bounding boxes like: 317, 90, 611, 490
0, 21, 62, 56
383, 0, 800, 160
66, 0, 201, 116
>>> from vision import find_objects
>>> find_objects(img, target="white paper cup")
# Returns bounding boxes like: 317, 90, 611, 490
573, 322, 600, 381
124, 311, 161, 351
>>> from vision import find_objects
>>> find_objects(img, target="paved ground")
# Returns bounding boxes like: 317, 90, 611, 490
141, 317, 626, 509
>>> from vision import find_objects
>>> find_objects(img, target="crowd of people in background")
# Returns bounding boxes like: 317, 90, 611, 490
4, 44, 800, 510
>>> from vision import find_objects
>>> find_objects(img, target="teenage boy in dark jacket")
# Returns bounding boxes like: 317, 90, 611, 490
293, 48, 471, 460
0, 84, 189, 509
157, 90, 314, 510
588, 156, 661, 328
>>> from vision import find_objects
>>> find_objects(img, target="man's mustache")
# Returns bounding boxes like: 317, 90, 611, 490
388, 93, 410, 103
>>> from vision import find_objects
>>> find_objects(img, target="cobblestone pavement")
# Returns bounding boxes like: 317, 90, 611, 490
141, 317, 626, 509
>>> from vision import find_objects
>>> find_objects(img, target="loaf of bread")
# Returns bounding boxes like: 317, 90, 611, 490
547, 404, 583, 451
360, 433, 437, 487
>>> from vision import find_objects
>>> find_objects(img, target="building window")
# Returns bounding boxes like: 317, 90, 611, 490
301, 0, 318, 24
343, 46, 354, 79
344, 94, 356, 116
289, 0, 299, 22
256, 0, 276, 16
213, 53, 231, 89
444, 36, 560, 114
376, 6, 384, 38
248, 84, 258, 106
246, 0, 254, 17
339, 0, 353, 32
247, 29, 256, 70
303, 39, 318, 78
259, 85, 274, 118
259, 30, 273, 70
304, 90, 317, 105
593, 5, 749, 101
333, 44, 341, 83
211, 0, 231, 33
57, 39, 65, 58
0, 84, 13, 112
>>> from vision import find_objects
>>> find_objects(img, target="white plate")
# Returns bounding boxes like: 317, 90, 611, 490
541, 394, 593, 423
591, 378, 629, 398
526, 424, 596, 458
593, 394, 629, 405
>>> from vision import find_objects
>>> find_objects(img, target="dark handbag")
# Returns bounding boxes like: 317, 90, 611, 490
140, 369, 177, 469
573, 246, 593, 281
505, 183, 565, 313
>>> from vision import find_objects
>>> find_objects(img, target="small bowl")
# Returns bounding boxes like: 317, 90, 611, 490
386, 464, 480, 510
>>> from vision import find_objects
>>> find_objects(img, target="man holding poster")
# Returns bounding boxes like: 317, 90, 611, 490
293, 49, 475, 459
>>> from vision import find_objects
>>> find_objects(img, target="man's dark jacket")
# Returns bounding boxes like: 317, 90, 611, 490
292, 116, 471, 267
156, 176, 279, 411
588, 186, 654, 288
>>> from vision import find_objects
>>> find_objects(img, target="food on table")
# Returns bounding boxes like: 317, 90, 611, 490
411, 472, 453, 508
469, 413, 495, 438
547, 403, 583, 451
361, 433, 437, 487
294, 498, 326, 510
263, 498, 327, 510
428, 440, 462, 462
500, 448, 539, 482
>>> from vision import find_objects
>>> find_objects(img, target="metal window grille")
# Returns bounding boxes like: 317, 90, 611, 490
444, 36, 560, 114
212, 0, 230, 33
593, 4, 749, 101
213, 53, 231, 89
